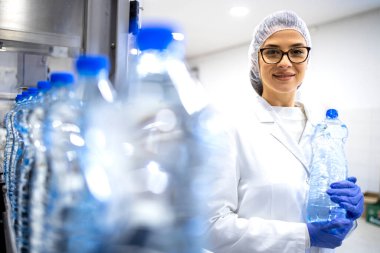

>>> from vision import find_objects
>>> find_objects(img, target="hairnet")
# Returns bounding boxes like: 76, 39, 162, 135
248, 10, 312, 95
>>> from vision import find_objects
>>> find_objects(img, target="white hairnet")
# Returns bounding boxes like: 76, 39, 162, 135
248, 10, 312, 95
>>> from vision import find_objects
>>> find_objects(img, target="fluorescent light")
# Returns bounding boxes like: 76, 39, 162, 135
229, 6, 250, 17
130, 48, 139, 55
172, 32, 185, 41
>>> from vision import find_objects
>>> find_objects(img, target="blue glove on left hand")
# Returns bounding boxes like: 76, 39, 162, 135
307, 218, 353, 249
327, 176, 364, 220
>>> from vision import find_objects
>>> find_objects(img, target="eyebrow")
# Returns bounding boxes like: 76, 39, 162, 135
263, 43, 306, 48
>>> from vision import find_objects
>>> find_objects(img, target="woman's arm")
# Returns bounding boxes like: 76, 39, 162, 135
202, 128, 308, 253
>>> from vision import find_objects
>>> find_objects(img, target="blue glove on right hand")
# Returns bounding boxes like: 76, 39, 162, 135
307, 218, 353, 249
327, 176, 364, 220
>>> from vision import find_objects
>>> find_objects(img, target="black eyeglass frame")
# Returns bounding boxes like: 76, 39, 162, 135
259, 47, 311, 64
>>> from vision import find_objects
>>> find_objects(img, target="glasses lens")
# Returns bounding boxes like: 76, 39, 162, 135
289, 47, 309, 63
262, 47, 309, 63
262, 48, 282, 63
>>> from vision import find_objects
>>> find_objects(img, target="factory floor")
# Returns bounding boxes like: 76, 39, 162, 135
337, 217, 380, 253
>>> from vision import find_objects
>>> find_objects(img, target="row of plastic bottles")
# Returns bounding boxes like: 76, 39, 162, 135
2, 24, 227, 253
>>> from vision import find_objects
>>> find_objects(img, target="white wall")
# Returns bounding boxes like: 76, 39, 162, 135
189, 9, 380, 193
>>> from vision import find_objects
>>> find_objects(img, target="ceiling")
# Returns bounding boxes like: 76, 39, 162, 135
140, 0, 380, 59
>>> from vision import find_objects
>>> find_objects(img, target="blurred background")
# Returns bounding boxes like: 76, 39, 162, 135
141, 1, 380, 251
141, 0, 380, 196
0, 0, 380, 252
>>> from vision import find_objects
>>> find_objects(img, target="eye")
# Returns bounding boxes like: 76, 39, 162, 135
290, 48, 306, 57
263, 48, 281, 57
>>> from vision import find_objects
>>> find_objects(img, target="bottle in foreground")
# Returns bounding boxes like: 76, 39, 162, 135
98, 23, 226, 253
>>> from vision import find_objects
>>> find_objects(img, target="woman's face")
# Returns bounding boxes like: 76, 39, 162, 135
258, 29, 308, 105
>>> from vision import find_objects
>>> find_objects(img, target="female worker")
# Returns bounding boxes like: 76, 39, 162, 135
204, 10, 364, 253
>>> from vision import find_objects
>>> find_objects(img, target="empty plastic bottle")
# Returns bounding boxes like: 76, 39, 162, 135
306, 109, 348, 222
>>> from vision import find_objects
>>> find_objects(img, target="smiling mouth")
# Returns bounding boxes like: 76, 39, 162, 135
273, 73, 295, 80
273, 73, 295, 78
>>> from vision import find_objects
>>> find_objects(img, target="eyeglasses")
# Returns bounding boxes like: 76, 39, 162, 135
259, 47, 311, 64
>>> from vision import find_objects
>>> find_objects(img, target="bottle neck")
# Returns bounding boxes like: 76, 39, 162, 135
49, 83, 75, 103
76, 70, 116, 105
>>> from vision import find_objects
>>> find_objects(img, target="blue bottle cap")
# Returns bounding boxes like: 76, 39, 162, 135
50, 72, 74, 87
326, 109, 338, 119
37, 81, 52, 91
21, 91, 30, 99
15, 95, 23, 102
76, 55, 110, 76
28, 87, 39, 94
137, 24, 175, 51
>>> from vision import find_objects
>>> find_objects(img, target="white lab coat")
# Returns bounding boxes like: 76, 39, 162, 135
204, 95, 334, 253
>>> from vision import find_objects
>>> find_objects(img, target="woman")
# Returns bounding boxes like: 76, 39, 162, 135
204, 10, 364, 253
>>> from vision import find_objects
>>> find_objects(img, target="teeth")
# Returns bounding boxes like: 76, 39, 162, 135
275, 74, 293, 77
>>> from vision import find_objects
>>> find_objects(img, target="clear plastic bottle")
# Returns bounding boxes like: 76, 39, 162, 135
40, 72, 76, 253
306, 108, 348, 222
3, 94, 22, 197
3, 94, 24, 238
16, 87, 39, 252
98, 24, 223, 253
63, 55, 116, 253
7, 94, 25, 218
28, 80, 52, 253
11, 90, 36, 245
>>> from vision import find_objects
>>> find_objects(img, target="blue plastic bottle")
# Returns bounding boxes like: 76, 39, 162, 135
306, 109, 348, 222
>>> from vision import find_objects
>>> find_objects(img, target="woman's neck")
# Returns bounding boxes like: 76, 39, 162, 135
262, 92, 296, 107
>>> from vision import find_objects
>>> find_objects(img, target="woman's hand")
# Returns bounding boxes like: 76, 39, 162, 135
327, 176, 364, 220
307, 218, 353, 248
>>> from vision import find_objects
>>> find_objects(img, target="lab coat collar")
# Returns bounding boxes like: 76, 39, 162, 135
253, 95, 316, 175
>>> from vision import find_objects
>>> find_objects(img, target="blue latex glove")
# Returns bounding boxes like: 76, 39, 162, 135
307, 218, 353, 248
327, 176, 364, 220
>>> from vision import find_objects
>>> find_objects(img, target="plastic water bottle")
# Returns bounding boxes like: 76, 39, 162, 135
36, 57, 116, 253
6, 94, 24, 227
98, 23, 224, 253
28, 80, 52, 253
2, 94, 20, 235
306, 108, 348, 222
41, 72, 77, 253
3, 94, 22, 196
16, 87, 40, 252
62, 55, 116, 253
11, 89, 37, 245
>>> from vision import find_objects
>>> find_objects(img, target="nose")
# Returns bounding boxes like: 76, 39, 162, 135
277, 53, 292, 67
